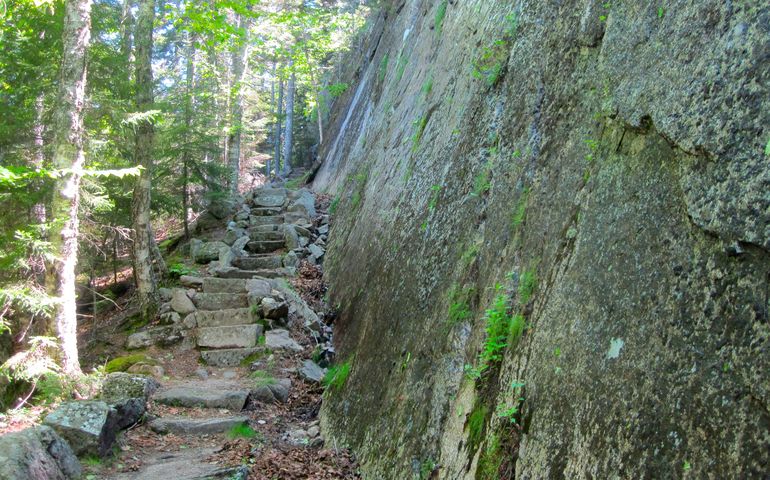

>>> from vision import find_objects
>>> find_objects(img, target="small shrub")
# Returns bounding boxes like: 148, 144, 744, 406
168, 263, 197, 279
477, 433, 502, 480
447, 283, 474, 324
227, 423, 259, 439
466, 401, 489, 453
327, 82, 350, 97
472, 164, 491, 196
420, 457, 437, 479
322, 360, 351, 390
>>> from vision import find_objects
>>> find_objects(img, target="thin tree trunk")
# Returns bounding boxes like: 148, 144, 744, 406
131, 0, 158, 320
119, 0, 134, 84
274, 73, 283, 179
46, 0, 92, 376
281, 61, 295, 178
148, 225, 167, 278
32, 91, 47, 225
226, 14, 248, 195
266, 61, 275, 178
303, 47, 324, 145
182, 30, 195, 239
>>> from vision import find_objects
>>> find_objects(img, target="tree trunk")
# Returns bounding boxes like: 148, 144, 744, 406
281, 62, 295, 178
274, 73, 284, 179
131, 0, 158, 321
304, 47, 324, 145
46, 0, 92, 376
266, 61, 276, 178
182, 30, 195, 239
119, 0, 134, 84
226, 14, 248, 195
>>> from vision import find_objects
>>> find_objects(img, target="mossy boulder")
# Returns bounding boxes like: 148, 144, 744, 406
104, 354, 156, 374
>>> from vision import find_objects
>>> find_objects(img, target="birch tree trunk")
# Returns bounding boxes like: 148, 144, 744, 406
281, 62, 295, 178
226, 14, 248, 195
46, 0, 92, 376
131, 0, 158, 320
274, 74, 284, 179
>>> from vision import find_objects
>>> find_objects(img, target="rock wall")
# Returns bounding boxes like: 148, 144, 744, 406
315, 1, 770, 478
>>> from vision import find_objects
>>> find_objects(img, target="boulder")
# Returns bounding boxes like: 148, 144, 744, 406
149, 416, 249, 435
287, 189, 317, 217
0, 426, 81, 480
250, 382, 289, 404
101, 373, 159, 402
158, 311, 180, 325
307, 243, 325, 259
190, 240, 229, 264
208, 196, 235, 220
283, 251, 299, 268
170, 289, 196, 315
299, 360, 325, 383
265, 329, 303, 352
126, 363, 165, 379
223, 227, 246, 246
218, 245, 235, 268
232, 236, 250, 256
154, 387, 249, 411
261, 297, 289, 320
126, 325, 183, 349
195, 211, 220, 232
43, 401, 119, 458
158, 287, 173, 302
284, 224, 300, 250
252, 188, 287, 207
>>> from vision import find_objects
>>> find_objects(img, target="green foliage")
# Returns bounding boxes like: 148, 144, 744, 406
104, 354, 155, 373
765, 137, 770, 156
464, 285, 515, 379
447, 283, 474, 325
250, 370, 277, 388
378, 53, 390, 83
428, 185, 441, 211
511, 187, 530, 228
239, 350, 268, 367
434, 0, 448, 36
518, 270, 537, 305
327, 82, 350, 98
285, 171, 311, 190
477, 433, 502, 480
227, 423, 259, 439
421, 75, 434, 97
420, 457, 437, 479
466, 401, 489, 453
395, 53, 408, 83
329, 195, 340, 215
471, 13, 518, 87
168, 263, 198, 279
472, 162, 492, 196
657, 6, 666, 19
82, 455, 103, 468
460, 242, 479, 266
412, 115, 429, 151
322, 360, 351, 390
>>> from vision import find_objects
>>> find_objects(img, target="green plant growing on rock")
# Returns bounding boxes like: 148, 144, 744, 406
323, 360, 352, 390
105, 353, 156, 373
511, 187, 530, 228
329, 195, 340, 215
378, 53, 389, 83
472, 161, 492, 196
466, 401, 489, 453
420, 457, 437, 479
412, 114, 428, 151
422, 75, 434, 97
465, 285, 514, 379
471, 13, 518, 87
434, 0, 448, 36
395, 53, 408, 83
477, 433, 502, 480
428, 185, 441, 211
168, 263, 197, 279
460, 242, 480, 266
447, 283, 474, 324
518, 270, 537, 305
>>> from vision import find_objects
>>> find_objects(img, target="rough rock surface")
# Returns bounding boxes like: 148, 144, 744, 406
0, 426, 81, 480
153, 387, 248, 411
313, 1, 770, 478
43, 401, 119, 457
148, 416, 249, 435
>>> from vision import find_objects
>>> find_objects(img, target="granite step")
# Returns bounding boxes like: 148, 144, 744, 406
248, 230, 285, 242
214, 268, 294, 280
148, 415, 249, 435
190, 308, 255, 328
250, 215, 284, 226
246, 240, 285, 254
196, 324, 263, 349
192, 293, 249, 310
153, 387, 249, 411
200, 347, 263, 367
201, 277, 271, 294
232, 255, 283, 270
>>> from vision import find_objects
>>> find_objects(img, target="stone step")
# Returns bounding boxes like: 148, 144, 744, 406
200, 347, 262, 367
250, 224, 283, 233
233, 255, 283, 270
148, 415, 249, 435
190, 308, 255, 328
214, 268, 294, 280
153, 387, 248, 411
202, 277, 271, 294
250, 214, 283, 226
197, 324, 263, 349
251, 206, 283, 216
247, 240, 285, 254
248, 230, 285, 242
252, 189, 287, 207
192, 293, 248, 311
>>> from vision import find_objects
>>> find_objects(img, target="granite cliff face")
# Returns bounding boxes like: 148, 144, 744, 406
314, 1, 770, 478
